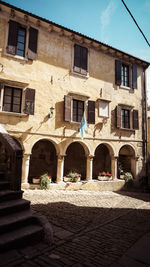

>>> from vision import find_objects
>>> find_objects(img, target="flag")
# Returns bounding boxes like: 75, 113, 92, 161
79, 112, 88, 138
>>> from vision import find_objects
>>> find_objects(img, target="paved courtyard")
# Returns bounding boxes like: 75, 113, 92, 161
1, 189, 150, 266
23, 190, 150, 266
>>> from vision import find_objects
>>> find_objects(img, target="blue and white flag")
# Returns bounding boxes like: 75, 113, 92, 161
79, 112, 88, 138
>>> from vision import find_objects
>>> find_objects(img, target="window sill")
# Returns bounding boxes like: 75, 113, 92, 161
119, 127, 135, 132
0, 111, 28, 117
71, 70, 89, 79
120, 85, 130, 90
5, 52, 28, 62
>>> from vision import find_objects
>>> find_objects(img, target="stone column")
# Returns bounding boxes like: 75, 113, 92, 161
56, 155, 65, 183
21, 153, 31, 189
111, 156, 118, 180
86, 156, 93, 181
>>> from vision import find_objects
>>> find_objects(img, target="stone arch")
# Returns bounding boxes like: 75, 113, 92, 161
93, 142, 115, 157
64, 141, 87, 180
63, 140, 91, 157
93, 143, 114, 179
29, 137, 60, 155
118, 144, 136, 178
28, 139, 57, 183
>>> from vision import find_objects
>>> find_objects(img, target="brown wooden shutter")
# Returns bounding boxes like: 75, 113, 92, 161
115, 60, 121, 85
81, 46, 88, 72
7, 20, 18, 55
64, 95, 71, 122
24, 88, 35, 115
132, 65, 137, 89
133, 109, 139, 129
74, 44, 81, 73
116, 105, 121, 128
88, 101, 95, 124
28, 27, 38, 60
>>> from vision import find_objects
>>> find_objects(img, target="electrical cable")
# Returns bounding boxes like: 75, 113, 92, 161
121, 0, 150, 47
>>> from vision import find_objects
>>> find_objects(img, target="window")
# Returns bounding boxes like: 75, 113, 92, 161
121, 64, 129, 87
17, 26, 26, 57
73, 99, 84, 122
99, 100, 110, 117
121, 109, 130, 128
7, 20, 38, 60
0, 83, 35, 115
73, 44, 88, 75
115, 60, 137, 89
64, 95, 95, 124
116, 105, 139, 130
3, 86, 22, 113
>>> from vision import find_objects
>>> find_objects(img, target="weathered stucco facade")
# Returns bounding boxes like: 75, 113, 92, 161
0, 1, 149, 190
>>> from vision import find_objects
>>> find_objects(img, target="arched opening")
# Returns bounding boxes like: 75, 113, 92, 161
93, 144, 111, 179
64, 142, 86, 180
118, 145, 135, 177
29, 139, 57, 183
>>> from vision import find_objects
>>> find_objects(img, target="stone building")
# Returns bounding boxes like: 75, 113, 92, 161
0, 1, 149, 190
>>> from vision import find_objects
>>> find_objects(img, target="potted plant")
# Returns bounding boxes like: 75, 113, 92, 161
124, 172, 133, 188
98, 171, 112, 181
64, 170, 81, 183
39, 173, 51, 189
33, 175, 40, 184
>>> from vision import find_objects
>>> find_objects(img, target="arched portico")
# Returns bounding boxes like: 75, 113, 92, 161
118, 144, 136, 178
28, 139, 57, 183
64, 142, 87, 180
93, 143, 113, 179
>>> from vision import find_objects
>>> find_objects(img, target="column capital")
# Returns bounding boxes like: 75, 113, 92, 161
87, 155, 94, 160
57, 154, 66, 161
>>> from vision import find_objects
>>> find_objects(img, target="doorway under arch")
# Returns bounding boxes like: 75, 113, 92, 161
64, 142, 86, 180
29, 139, 57, 183
118, 145, 135, 177
93, 144, 111, 179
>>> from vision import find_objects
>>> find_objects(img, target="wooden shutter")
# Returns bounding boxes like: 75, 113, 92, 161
81, 46, 88, 73
74, 44, 81, 73
132, 65, 137, 89
116, 105, 121, 128
64, 95, 71, 122
88, 101, 95, 124
133, 109, 139, 129
24, 88, 35, 115
7, 20, 18, 55
115, 60, 121, 85
28, 27, 38, 60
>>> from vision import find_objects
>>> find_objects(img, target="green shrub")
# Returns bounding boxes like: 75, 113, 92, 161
39, 173, 51, 190
124, 172, 133, 188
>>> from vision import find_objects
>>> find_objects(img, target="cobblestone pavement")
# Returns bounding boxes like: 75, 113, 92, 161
1, 190, 150, 266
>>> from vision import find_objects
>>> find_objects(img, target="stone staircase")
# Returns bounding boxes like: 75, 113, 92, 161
0, 179, 44, 252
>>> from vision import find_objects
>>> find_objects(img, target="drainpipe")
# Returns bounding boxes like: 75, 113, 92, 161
143, 68, 148, 181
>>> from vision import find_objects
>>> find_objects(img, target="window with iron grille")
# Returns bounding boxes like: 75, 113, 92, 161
121, 64, 129, 87
73, 99, 84, 122
3, 86, 22, 113
121, 109, 130, 129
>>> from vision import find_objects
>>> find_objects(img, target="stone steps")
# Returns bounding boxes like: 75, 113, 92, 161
0, 190, 23, 202
0, 178, 46, 252
0, 224, 44, 251
0, 180, 10, 190
0, 198, 31, 216
0, 209, 37, 234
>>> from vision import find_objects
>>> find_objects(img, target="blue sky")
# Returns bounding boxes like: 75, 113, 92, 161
2, 0, 150, 103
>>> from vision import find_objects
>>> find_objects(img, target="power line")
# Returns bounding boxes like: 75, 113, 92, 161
121, 0, 150, 47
